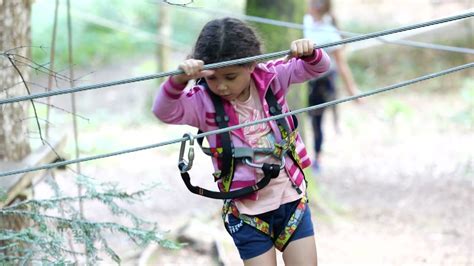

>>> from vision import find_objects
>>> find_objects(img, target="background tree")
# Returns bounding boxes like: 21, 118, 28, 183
246, 0, 308, 139
246, 0, 305, 52
0, 0, 32, 161
0, 0, 33, 259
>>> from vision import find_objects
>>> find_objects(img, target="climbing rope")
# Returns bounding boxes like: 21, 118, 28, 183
1, 61, 471, 178
0, 12, 471, 106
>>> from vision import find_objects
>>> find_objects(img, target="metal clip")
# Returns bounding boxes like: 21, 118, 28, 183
242, 156, 286, 170
178, 133, 195, 173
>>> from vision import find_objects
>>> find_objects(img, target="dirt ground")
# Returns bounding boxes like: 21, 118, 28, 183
30, 56, 473, 265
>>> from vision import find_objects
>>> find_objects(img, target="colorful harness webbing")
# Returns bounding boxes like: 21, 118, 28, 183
177, 81, 310, 248
265, 88, 304, 194
179, 81, 306, 200
179, 81, 283, 199
222, 196, 308, 251
216, 87, 309, 250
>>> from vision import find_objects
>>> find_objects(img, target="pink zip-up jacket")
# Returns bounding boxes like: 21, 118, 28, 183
153, 49, 330, 200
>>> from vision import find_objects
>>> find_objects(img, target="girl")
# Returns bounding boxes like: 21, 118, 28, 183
153, 17, 330, 265
304, 0, 361, 172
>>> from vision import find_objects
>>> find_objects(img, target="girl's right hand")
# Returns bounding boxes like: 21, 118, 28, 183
171, 59, 215, 85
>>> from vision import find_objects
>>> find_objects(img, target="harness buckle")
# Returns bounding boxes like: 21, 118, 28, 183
242, 156, 286, 170
178, 133, 195, 173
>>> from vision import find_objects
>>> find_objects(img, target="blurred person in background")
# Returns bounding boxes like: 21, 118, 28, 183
304, 0, 362, 173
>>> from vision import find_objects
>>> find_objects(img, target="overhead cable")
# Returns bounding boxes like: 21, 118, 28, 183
161, 2, 474, 54
0, 11, 472, 106
1, 61, 472, 178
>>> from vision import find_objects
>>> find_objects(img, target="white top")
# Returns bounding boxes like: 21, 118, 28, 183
303, 13, 342, 53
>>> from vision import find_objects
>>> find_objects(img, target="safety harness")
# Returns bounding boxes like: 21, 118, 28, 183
178, 81, 308, 250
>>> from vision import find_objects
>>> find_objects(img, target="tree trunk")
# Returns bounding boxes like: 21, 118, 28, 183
245, 0, 308, 140
246, 0, 304, 52
0, 0, 32, 259
0, 0, 32, 161
157, 3, 171, 73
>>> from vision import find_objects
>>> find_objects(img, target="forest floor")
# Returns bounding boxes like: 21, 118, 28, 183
32, 56, 473, 265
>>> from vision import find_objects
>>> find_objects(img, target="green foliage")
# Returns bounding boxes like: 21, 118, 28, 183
0, 175, 179, 264
246, 0, 304, 52
382, 99, 413, 123
451, 78, 474, 128
347, 34, 471, 92
304, 169, 347, 217
340, 20, 389, 35
0, 188, 7, 203
30, 0, 247, 69
31, 0, 157, 68
459, 79, 474, 106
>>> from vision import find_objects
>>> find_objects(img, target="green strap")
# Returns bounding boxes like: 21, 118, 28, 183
265, 90, 303, 167
274, 196, 308, 251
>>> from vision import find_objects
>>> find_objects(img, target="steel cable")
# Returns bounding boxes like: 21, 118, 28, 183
160, 3, 474, 54
1, 62, 471, 178
0, 12, 472, 106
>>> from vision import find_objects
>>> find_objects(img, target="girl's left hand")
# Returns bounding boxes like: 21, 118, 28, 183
290, 39, 315, 58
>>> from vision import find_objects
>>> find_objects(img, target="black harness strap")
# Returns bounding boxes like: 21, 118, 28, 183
265, 89, 298, 137
178, 82, 300, 199
207, 90, 234, 188
179, 162, 280, 199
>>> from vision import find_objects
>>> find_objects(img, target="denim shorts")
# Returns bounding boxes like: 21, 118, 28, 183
225, 199, 314, 260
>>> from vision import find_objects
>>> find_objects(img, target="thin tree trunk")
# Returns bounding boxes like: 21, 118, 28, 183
0, 0, 32, 161
157, 4, 171, 72
0, 0, 33, 258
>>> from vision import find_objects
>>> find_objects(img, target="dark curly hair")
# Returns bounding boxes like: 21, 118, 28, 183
192, 17, 263, 65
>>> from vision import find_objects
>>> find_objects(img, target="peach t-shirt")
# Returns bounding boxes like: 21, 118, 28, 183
231, 81, 305, 215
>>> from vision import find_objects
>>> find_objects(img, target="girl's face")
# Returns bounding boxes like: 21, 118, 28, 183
204, 64, 255, 102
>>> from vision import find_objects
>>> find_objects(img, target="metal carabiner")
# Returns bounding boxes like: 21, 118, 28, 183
242, 156, 286, 170
178, 133, 195, 173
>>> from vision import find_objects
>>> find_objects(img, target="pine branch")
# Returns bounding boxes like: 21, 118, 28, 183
0, 228, 82, 262
4, 177, 160, 228
0, 178, 176, 264
4, 187, 153, 212
1, 210, 179, 262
